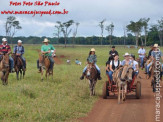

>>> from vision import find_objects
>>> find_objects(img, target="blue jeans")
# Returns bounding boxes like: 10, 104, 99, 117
106, 71, 113, 81
83, 64, 100, 73
147, 62, 152, 74
9, 56, 14, 70
140, 57, 144, 67
37, 56, 54, 70
20, 56, 26, 68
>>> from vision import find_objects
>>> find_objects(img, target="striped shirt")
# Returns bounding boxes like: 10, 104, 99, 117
0, 44, 11, 53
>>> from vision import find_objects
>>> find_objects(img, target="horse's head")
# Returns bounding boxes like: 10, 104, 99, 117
86, 63, 97, 80
39, 53, 45, 67
120, 65, 133, 82
2, 53, 9, 68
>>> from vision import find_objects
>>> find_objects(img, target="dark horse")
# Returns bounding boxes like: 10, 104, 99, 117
12, 53, 25, 80
38, 53, 53, 81
86, 63, 98, 96
0, 53, 10, 85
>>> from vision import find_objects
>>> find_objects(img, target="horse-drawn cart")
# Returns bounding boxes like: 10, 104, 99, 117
102, 74, 141, 100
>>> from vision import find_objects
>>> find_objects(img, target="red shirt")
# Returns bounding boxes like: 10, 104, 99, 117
0, 44, 11, 53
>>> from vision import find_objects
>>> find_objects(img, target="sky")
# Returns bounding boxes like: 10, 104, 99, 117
0, 0, 163, 37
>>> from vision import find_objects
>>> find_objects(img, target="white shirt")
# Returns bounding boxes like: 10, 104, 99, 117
138, 48, 146, 58
110, 60, 121, 67
131, 60, 138, 72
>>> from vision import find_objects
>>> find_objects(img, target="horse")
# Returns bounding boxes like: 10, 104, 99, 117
11, 53, 25, 80
85, 63, 98, 96
113, 65, 134, 104
38, 53, 53, 81
0, 53, 10, 85
147, 59, 162, 92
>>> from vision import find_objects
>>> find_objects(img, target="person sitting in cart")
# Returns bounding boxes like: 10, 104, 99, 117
106, 54, 121, 82
121, 53, 132, 66
80, 48, 102, 80
130, 54, 139, 77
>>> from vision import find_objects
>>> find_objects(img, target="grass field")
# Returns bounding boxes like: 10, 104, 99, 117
0, 45, 153, 121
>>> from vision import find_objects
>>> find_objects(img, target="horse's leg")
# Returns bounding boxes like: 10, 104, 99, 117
20, 70, 22, 80
41, 67, 44, 81
122, 85, 124, 103
23, 71, 25, 79
89, 80, 92, 96
93, 80, 96, 96
17, 71, 19, 80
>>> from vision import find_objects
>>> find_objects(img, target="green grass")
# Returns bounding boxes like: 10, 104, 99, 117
0, 45, 155, 121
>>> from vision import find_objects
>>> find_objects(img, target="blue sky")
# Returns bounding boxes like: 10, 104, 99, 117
0, 0, 163, 37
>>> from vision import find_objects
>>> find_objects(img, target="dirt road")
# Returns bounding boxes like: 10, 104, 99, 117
80, 71, 163, 122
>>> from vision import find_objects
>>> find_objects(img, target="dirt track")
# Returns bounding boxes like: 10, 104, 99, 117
80, 71, 163, 122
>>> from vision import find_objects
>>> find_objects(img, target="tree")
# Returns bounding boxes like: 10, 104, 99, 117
105, 22, 114, 45
60, 20, 74, 47
54, 21, 61, 44
157, 18, 163, 47
140, 18, 150, 46
72, 22, 80, 47
98, 19, 106, 45
126, 20, 143, 46
5, 16, 22, 47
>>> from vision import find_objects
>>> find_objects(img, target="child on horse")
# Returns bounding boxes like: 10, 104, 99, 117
80, 48, 102, 80
106, 54, 121, 81
13, 40, 26, 70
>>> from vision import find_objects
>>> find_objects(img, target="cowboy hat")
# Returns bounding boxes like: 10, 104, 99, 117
43, 38, 49, 43
153, 44, 159, 48
123, 52, 130, 57
18, 40, 22, 43
91, 48, 95, 52
2, 38, 7, 42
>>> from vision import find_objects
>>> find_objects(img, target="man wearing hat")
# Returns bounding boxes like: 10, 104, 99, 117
121, 53, 132, 66
13, 40, 26, 70
0, 38, 14, 72
146, 44, 163, 75
138, 45, 146, 70
37, 38, 56, 73
108, 46, 119, 63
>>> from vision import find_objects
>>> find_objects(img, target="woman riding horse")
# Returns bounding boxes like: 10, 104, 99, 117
80, 48, 102, 80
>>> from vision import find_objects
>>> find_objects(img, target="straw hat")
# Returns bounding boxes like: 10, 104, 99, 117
43, 38, 49, 43
2, 38, 7, 42
91, 48, 95, 52
123, 52, 130, 57
153, 44, 159, 48
18, 40, 22, 43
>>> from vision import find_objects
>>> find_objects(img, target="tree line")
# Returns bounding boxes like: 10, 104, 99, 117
1, 16, 163, 47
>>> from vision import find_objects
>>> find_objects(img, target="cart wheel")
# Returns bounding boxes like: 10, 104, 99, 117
136, 81, 141, 99
103, 81, 109, 99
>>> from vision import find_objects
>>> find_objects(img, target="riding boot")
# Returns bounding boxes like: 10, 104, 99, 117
97, 72, 102, 80
80, 73, 85, 80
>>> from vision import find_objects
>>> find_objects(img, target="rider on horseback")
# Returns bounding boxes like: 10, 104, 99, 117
80, 48, 102, 80
37, 38, 56, 73
13, 40, 26, 70
146, 44, 163, 76
0, 38, 14, 73
108, 46, 119, 63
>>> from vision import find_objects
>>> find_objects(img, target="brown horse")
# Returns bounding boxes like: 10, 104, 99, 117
12, 53, 25, 80
113, 65, 134, 104
0, 53, 10, 85
86, 63, 98, 96
38, 53, 53, 81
